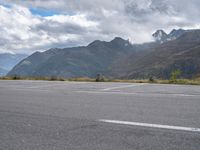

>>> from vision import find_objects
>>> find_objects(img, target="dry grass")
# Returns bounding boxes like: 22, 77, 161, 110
0, 76, 200, 85
0, 76, 66, 81
67, 78, 200, 85
68, 77, 95, 82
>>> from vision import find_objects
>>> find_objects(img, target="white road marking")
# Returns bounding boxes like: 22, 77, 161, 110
99, 119, 200, 133
76, 91, 137, 95
102, 83, 147, 91
76, 91, 198, 97
166, 93, 198, 97
25, 84, 66, 89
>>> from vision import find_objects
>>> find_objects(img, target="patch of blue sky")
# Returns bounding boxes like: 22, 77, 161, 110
0, 2, 11, 8
30, 7, 60, 17
30, 7, 76, 17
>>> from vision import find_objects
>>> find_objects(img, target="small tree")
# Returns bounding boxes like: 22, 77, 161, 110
96, 74, 104, 82
12, 74, 21, 80
149, 76, 155, 82
170, 69, 181, 82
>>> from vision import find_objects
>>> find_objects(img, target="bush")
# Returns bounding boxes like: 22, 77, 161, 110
95, 74, 105, 82
170, 69, 181, 83
149, 76, 155, 82
12, 75, 21, 80
49, 76, 65, 81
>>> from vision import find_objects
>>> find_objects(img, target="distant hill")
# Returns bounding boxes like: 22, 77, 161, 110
0, 67, 7, 76
111, 29, 200, 79
7, 29, 200, 79
0, 53, 27, 76
8, 38, 135, 78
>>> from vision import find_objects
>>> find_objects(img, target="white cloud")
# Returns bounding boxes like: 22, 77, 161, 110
0, 4, 101, 54
0, 0, 200, 54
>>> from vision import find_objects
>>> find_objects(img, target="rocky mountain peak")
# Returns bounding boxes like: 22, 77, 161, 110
152, 29, 187, 43
152, 30, 168, 42
168, 29, 186, 40
110, 37, 132, 47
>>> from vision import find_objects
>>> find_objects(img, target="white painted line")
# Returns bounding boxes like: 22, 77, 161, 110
76, 91, 198, 97
76, 91, 137, 95
102, 83, 147, 91
99, 119, 200, 133
171, 93, 198, 97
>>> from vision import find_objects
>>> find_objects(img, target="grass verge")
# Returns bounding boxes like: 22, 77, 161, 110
0, 76, 200, 85
0, 76, 65, 81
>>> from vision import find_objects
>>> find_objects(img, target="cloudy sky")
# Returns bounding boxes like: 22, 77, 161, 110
0, 0, 200, 54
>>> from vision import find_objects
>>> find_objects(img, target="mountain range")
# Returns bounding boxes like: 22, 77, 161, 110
0, 53, 27, 76
152, 29, 186, 43
7, 29, 200, 79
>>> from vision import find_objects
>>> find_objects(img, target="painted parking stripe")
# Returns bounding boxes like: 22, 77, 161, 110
102, 83, 147, 91
76, 91, 198, 97
99, 119, 200, 133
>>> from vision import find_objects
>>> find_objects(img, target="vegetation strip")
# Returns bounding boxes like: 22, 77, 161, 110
0, 76, 200, 85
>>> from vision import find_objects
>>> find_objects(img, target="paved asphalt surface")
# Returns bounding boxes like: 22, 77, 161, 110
0, 80, 200, 150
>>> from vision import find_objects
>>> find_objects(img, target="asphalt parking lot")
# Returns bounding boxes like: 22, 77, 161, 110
0, 80, 200, 150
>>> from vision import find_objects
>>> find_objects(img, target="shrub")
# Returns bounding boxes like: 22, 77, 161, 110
170, 69, 181, 83
48, 76, 65, 81
95, 74, 105, 82
149, 76, 155, 82
12, 75, 21, 80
